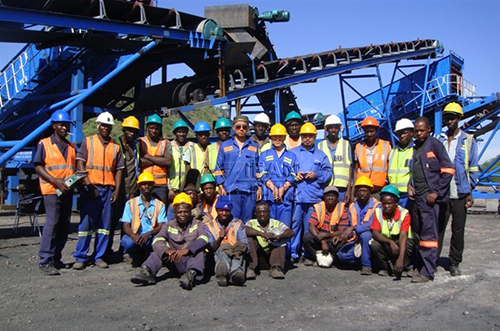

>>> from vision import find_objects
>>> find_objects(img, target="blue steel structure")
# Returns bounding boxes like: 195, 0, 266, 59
0, 2, 498, 206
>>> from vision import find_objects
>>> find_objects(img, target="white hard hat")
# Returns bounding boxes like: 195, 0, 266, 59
95, 112, 115, 126
394, 118, 414, 132
316, 251, 334, 268
325, 115, 343, 128
254, 112, 271, 126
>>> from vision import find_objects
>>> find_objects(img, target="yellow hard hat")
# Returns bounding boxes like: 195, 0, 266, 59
172, 192, 193, 207
443, 102, 463, 117
299, 122, 317, 135
269, 123, 287, 136
354, 176, 374, 190
122, 116, 140, 129
137, 172, 154, 184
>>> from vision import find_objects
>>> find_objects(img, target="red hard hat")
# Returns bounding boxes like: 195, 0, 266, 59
361, 116, 380, 128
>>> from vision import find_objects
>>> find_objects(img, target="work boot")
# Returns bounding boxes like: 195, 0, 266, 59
54, 261, 71, 270
411, 274, 431, 283
131, 266, 156, 285
303, 258, 314, 267
229, 269, 245, 286
360, 266, 372, 276
122, 254, 133, 265
378, 270, 389, 277
215, 262, 229, 287
73, 261, 85, 270
95, 260, 109, 269
450, 264, 461, 277
39, 264, 60, 276
179, 269, 196, 290
270, 266, 285, 279
246, 268, 257, 280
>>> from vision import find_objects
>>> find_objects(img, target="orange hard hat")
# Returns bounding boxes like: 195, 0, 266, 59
360, 116, 380, 128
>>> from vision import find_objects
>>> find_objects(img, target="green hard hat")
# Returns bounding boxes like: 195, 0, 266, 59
215, 117, 231, 130
172, 120, 189, 132
284, 111, 303, 124
200, 174, 216, 186
146, 114, 162, 126
380, 185, 400, 202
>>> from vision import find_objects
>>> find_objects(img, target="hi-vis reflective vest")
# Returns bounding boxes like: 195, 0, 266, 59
355, 139, 390, 188
349, 199, 380, 226
129, 196, 164, 234
207, 142, 221, 174
202, 195, 218, 221
39, 137, 76, 195
387, 145, 413, 193
140, 136, 168, 185
313, 201, 346, 231
86, 135, 119, 186
374, 206, 412, 239
318, 139, 351, 188
205, 218, 242, 246
285, 135, 301, 150
169, 141, 193, 190
192, 143, 208, 174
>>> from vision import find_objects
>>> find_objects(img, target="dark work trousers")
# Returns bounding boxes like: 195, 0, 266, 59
303, 232, 335, 260
370, 238, 415, 273
105, 192, 127, 260
437, 196, 467, 266
38, 193, 73, 266
142, 248, 205, 281
248, 236, 286, 271
412, 193, 440, 279
152, 185, 168, 205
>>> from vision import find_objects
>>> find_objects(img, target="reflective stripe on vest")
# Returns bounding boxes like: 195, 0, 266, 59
463, 133, 479, 185
129, 197, 164, 234
387, 146, 413, 193
86, 135, 118, 186
205, 218, 241, 246
259, 141, 272, 155
203, 195, 218, 221
374, 206, 412, 239
349, 199, 380, 226
192, 143, 207, 174
355, 139, 390, 188
140, 137, 168, 185
313, 201, 346, 231
169, 142, 192, 190
318, 139, 351, 188
39, 137, 76, 195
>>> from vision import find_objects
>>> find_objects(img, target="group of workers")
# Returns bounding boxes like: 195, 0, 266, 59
34, 100, 478, 290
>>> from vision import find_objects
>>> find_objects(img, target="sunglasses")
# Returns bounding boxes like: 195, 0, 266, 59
235, 124, 248, 130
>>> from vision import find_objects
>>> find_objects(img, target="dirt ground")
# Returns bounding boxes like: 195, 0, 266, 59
1, 210, 499, 331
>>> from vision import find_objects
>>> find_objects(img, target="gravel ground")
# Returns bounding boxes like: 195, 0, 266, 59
1, 211, 499, 331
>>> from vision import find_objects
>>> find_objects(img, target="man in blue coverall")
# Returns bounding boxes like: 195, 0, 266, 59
290, 122, 332, 263
215, 115, 260, 223
408, 117, 454, 283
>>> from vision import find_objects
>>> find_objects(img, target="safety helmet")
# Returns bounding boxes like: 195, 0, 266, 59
324, 115, 342, 128
443, 102, 463, 117
360, 116, 379, 128
194, 121, 211, 133
254, 112, 271, 126
313, 112, 325, 123
299, 122, 318, 135
137, 172, 154, 184
380, 184, 400, 202
172, 120, 189, 133
146, 114, 162, 126
200, 174, 216, 186
215, 118, 232, 130
316, 251, 334, 268
95, 112, 115, 126
50, 110, 71, 123
269, 123, 287, 136
122, 116, 140, 130
394, 118, 414, 132
354, 176, 374, 189
284, 111, 303, 124
172, 192, 193, 207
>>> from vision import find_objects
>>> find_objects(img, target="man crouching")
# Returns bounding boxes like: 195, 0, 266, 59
130, 193, 208, 290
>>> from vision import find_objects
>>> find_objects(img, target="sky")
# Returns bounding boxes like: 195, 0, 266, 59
1, 0, 499, 160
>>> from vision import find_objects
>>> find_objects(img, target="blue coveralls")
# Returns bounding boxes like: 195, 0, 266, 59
290, 145, 332, 260
34, 134, 74, 267
350, 197, 380, 268
215, 137, 259, 223
120, 196, 167, 259
410, 136, 454, 279
74, 136, 124, 264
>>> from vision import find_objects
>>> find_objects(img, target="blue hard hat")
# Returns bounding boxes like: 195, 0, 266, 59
194, 121, 211, 133
50, 110, 71, 123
